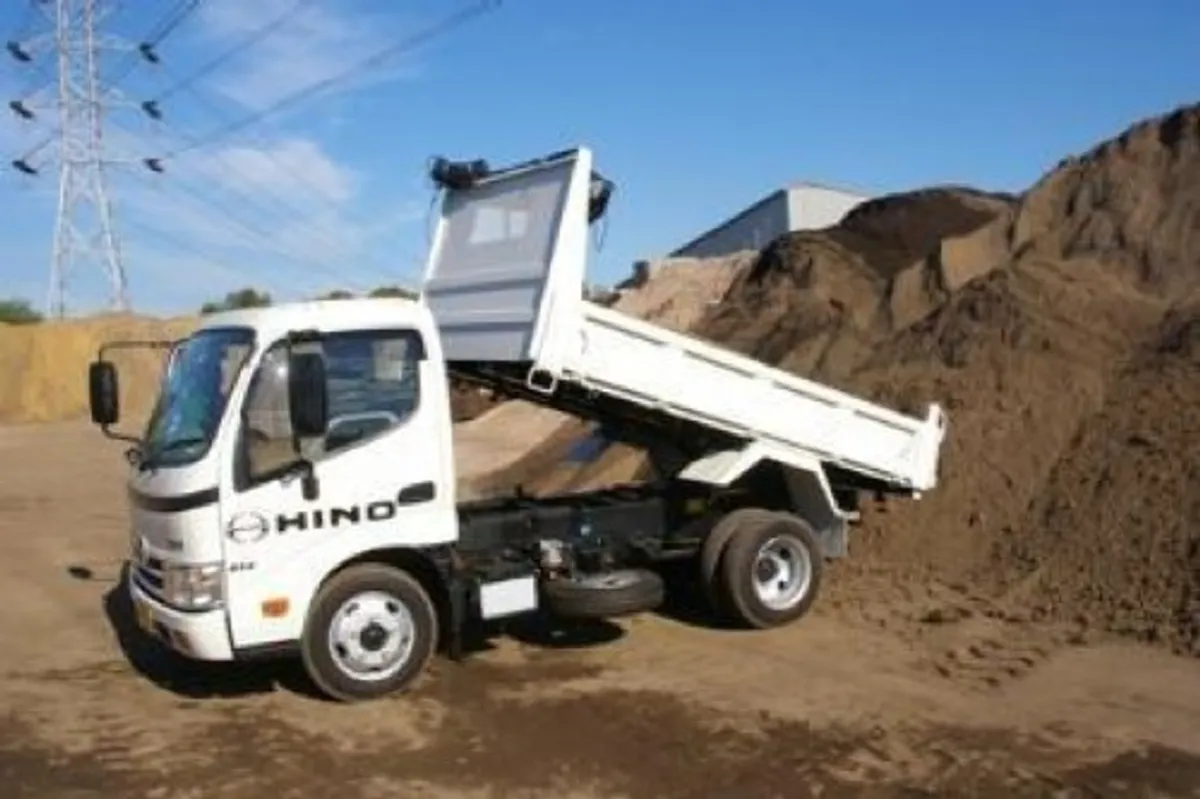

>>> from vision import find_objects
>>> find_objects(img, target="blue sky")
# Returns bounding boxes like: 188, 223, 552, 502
1, 0, 1197, 316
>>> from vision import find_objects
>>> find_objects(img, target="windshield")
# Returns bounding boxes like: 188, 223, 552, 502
140, 327, 255, 468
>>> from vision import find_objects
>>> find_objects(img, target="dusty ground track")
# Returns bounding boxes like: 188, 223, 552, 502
2, 422, 1200, 797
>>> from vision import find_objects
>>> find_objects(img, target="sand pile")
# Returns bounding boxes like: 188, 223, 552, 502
0, 314, 196, 427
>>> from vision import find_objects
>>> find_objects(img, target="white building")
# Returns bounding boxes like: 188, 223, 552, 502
669, 182, 872, 259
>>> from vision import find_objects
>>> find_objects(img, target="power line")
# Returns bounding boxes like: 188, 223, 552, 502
138, 65, 397, 265
103, 0, 205, 91
142, 0, 203, 48
126, 164, 387, 292
147, 0, 316, 105
132, 110, 397, 280
155, 0, 502, 161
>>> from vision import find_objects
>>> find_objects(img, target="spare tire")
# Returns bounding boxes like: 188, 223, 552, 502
543, 569, 665, 619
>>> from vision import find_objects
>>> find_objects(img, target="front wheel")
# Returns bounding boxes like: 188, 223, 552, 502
718, 512, 823, 629
300, 563, 438, 702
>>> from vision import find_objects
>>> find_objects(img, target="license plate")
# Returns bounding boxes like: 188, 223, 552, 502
134, 598, 155, 636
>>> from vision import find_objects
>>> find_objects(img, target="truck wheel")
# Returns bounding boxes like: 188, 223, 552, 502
718, 513, 823, 629
300, 563, 438, 702
543, 569, 664, 619
699, 508, 778, 614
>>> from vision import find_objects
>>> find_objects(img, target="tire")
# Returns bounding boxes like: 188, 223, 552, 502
300, 563, 439, 702
543, 569, 665, 619
699, 508, 779, 614
718, 512, 823, 629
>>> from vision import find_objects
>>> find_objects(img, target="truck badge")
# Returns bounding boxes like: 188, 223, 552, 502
226, 512, 270, 545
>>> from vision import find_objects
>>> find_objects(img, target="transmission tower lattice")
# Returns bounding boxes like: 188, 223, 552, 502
19, 0, 129, 317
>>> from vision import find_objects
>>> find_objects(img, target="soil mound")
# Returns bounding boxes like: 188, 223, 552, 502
796, 102, 1199, 649
510, 101, 1200, 652
1013, 103, 1200, 294
695, 188, 1017, 383
994, 299, 1200, 655
830, 186, 1016, 280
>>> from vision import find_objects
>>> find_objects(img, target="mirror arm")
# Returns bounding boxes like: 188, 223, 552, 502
282, 334, 322, 502
299, 460, 319, 501
99, 423, 141, 446
280, 456, 320, 501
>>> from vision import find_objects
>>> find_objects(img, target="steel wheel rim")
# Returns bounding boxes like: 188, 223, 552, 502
326, 590, 416, 682
572, 571, 641, 590
751, 535, 812, 611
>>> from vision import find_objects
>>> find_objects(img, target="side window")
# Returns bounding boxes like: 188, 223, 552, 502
240, 329, 423, 486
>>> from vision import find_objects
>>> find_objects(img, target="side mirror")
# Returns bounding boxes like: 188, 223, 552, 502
88, 360, 120, 427
287, 350, 328, 439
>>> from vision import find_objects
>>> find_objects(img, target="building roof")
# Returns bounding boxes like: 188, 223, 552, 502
668, 180, 873, 257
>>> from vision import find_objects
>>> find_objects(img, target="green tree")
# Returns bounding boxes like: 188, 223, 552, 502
317, 289, 356, 301
0, 298, 43, 325
368, 285, 417, 299
199, 287, 272, 315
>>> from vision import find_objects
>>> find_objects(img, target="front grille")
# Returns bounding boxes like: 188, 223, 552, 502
133, 551, 165, 600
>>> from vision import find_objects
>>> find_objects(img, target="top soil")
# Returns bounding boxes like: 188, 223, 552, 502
514, 101, 1200, 655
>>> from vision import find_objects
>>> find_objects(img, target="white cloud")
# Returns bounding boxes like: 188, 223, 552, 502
194, 0, 420, 114
186, 136, 358, 207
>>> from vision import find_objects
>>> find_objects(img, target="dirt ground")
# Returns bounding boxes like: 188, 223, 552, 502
3, 422, 1200, 798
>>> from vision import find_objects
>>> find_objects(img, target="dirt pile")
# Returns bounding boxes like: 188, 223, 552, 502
694, 188, 1018, 384
1012, 103, 1200, 293
512, 102, 1200, 653
994, 297, 1200, 654
772, 102, 1200, 652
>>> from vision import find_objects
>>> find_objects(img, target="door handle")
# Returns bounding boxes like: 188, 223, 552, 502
396, 481, 436, 505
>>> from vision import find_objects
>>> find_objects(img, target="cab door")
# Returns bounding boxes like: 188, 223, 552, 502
218, 327, 456, 651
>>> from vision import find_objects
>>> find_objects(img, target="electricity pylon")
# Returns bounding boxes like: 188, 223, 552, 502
7, 0, 128, 317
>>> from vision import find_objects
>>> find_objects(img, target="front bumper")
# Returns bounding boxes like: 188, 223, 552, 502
128, 569, 234, 661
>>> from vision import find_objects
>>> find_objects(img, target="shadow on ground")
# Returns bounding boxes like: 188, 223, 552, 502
98, 563, 318, 700
500, 613, 626, 648
652, 559, 743, 630
92, 555, 790, 704
95, 561, 629, 702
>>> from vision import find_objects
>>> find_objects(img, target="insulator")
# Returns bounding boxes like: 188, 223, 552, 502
8, 100, 34, 120
6, 41, 31, 63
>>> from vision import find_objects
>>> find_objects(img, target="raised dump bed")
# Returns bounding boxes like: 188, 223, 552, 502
420, 148, 946, 493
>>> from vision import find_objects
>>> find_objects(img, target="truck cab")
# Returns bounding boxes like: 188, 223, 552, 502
108, 298, 459, 667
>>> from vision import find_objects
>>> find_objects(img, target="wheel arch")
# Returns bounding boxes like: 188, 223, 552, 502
680, 442, 853, 559
313, 545, 455, 649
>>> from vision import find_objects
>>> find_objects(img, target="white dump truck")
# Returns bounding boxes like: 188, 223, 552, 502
87, 147, 947, 702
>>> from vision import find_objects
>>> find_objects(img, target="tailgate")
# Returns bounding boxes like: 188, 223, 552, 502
419, 148, 597, 367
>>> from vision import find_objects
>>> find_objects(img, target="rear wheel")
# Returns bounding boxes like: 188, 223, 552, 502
301, 563, 438, 702
699, 508, 778, 615
718, 512, 823, 629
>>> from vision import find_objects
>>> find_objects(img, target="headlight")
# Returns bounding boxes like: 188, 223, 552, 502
163, 562, 224, 611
